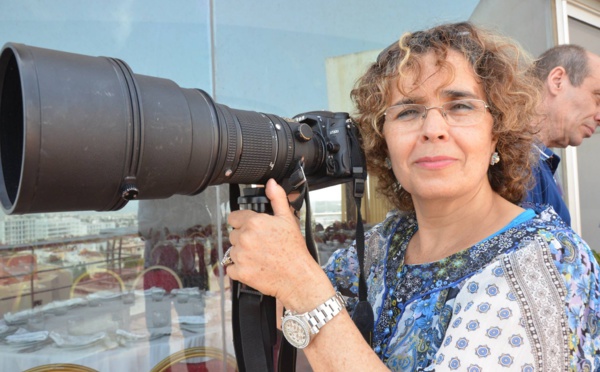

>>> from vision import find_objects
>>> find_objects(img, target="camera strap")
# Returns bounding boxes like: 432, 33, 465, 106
348, 124, 374, 347
230, 184, 278, 372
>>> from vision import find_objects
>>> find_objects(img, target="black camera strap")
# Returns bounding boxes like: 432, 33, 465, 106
230, 184, 278, 372
350, 193, 374, 346
348, 129, 374, 347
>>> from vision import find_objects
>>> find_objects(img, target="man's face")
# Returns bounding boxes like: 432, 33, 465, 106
552, 52, 600, 147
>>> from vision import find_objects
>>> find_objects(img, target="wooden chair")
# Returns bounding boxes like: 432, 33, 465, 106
23, 363, 99, 372
69, 268, 125, 298
150, 346, 238, 372
2, 251, 38, 284
179, 243, 197, 276
131, 265, 183, 292
150, 242, 180, 271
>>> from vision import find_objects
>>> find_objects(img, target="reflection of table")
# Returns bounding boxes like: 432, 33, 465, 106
0, 264, 74, 316
0, 272, 62, 315
0, 291, 234, 372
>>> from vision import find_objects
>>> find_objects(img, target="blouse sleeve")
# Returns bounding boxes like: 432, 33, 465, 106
322, 239, 362, 314
550, 229, 600, 370
322, 215, 397, 315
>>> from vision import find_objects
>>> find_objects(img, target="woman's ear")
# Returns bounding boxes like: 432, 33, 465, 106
490, 136, 499, 154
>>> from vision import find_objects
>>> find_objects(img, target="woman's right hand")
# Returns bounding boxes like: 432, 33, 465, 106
225, 179, 333, 312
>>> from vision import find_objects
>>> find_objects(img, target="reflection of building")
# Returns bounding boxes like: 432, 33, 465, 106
85, 220, 117, 235
0, 216, 40, 245
311, 199, 342, 227
0, 213, 135, 245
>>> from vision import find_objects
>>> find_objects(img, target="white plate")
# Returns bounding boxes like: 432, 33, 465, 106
0, 324, 12, 334
115, 329, 150, 342
87, 291, 122, 301
3, 310, 33, 325
6, 330, 49, 345
49, 331, 106, 348
143, 287, 166, 296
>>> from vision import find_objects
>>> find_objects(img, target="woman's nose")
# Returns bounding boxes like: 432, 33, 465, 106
420, 108, 449, 141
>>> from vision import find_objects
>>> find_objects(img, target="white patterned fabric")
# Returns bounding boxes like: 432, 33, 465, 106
324, 205, 600, 371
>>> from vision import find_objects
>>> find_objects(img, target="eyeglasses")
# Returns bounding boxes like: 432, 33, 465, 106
384, 99, 490, 128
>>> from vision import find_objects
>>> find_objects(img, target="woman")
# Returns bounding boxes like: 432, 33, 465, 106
224, 22, 600, 371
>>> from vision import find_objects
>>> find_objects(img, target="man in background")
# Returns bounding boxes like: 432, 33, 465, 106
525, 44, 600, 225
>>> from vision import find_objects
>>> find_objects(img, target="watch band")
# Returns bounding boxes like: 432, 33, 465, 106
281, 292, 346, 349
304, 292, 346, 335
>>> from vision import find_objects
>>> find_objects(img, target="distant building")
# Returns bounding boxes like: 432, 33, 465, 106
86, 220, 117, 235
0, 214, 130, 245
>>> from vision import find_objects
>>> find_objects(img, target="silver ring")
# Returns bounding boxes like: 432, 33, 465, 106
220, 247, 234, 267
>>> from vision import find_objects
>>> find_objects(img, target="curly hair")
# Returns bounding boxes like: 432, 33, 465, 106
351, 22, 541, 211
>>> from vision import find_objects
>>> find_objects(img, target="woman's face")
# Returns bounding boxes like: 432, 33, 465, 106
382, 50, 497, 205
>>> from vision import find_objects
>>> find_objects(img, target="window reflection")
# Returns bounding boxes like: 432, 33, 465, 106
0, 181, 354, 370
0, 186, 237, 371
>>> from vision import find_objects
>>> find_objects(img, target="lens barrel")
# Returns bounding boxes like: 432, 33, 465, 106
0, 43, 324, 214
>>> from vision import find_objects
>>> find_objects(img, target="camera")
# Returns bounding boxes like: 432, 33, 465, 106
0, 43, 365, 215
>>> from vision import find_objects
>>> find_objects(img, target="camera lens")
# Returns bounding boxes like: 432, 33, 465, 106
0, 43, 326, 214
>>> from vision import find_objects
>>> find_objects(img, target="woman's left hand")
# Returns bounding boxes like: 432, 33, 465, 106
226, 179, 326, 309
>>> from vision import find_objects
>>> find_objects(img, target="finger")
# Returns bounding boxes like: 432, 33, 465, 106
265, 179, 294, 218
227, 209, 256, 229
227, 226, 240, 247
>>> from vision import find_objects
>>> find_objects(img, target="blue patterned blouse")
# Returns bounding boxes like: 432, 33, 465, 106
323, 205, 600, 371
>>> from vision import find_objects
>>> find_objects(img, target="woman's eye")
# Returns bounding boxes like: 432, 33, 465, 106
447, 100, 475, 112
396, 107, 421, 120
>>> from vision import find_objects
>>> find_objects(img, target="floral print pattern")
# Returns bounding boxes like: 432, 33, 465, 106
323, 206, 600, 371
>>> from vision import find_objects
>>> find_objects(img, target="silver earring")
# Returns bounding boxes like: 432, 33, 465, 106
393, 181, 402, 192
385, 157, 392, 169
490, 151, 500, 166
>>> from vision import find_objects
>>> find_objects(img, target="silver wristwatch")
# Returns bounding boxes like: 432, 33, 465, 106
281, 292, 346, 349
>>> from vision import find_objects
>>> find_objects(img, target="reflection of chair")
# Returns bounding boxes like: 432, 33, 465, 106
3, 252, 38, 283
180, 242, 210, 290
132, 265, 183, 292
180, 244, 197, 275
150, 346, 238, 372
70, 268, 125, 298
151, 242, 179, 271
23, 363, 99, 372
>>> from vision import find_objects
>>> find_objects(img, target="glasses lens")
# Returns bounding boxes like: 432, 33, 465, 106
442, 99, 487, 126
385, 104, 424, 123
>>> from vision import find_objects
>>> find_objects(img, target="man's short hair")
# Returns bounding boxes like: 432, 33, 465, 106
533, 44, 590, 86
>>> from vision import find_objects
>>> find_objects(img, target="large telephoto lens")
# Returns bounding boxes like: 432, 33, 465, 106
0, 43, 326, 215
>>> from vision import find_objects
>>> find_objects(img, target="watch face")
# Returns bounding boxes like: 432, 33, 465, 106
282, 316, 310, 349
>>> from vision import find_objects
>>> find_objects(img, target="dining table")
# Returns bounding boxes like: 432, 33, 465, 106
0, 288, 234, 372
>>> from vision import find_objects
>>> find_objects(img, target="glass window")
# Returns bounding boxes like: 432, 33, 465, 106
0, 1, 478, 370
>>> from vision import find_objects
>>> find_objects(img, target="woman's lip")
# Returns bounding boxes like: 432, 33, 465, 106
415, 156, 456, 169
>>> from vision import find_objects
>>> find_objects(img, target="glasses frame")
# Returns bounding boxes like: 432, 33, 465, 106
384, 98, 491, 127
